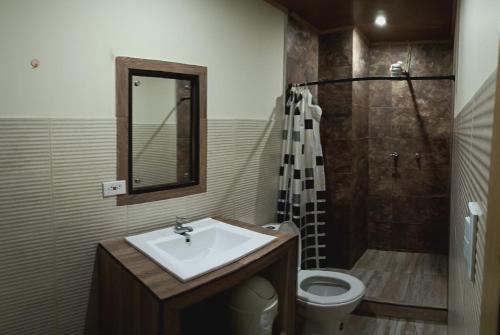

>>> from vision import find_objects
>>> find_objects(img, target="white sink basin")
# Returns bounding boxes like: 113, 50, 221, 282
126, 218, 277, 282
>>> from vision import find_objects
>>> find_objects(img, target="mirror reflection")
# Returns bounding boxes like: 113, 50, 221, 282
131, 75, 194, 192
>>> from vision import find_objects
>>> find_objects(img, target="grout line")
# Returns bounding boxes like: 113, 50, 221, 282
47, 119, 59, 334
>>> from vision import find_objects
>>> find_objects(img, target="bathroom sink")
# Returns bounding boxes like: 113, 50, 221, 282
126, 218, 277, 282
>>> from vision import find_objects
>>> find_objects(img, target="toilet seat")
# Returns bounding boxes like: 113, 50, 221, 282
297, 270, 365, 307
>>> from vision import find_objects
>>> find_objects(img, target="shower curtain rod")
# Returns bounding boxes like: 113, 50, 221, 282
289, 75, 455, 88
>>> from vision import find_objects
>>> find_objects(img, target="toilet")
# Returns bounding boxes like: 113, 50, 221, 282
264, 223, 365, 335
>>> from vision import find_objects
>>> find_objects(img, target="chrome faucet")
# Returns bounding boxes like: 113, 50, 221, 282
390, 152, 400, 160
174, 216, 193, 236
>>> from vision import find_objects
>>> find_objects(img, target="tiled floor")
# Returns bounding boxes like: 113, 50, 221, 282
346, 315, 447, 335
340, 249, 448, 309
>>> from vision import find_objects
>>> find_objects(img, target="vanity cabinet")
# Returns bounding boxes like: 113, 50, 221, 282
97, 218, 298, 335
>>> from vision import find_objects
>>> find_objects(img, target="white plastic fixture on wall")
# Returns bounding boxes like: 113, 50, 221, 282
102, 180, 126, 197
464, 201, 482, 282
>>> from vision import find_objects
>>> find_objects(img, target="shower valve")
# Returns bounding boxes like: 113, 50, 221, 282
390, 152, 399, 160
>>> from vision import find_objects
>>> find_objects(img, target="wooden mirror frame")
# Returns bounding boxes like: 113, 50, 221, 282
116, 57, 207, 206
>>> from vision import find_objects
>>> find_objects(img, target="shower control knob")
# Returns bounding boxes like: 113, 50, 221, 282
390, 152, 399, 160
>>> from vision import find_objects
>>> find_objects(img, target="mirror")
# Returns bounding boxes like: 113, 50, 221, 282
131, 75, 194, 191
116, 57, 207, 205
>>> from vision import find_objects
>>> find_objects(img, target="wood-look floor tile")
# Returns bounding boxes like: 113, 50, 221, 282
402, 273, 423, 306
344, 249, 447, 309
387, 252, 410, 273
353, 249, 376, 269
346, 315, 447, 335
365, 271, 392, 299
354, 249, 392, 271
394, 318, 447, 335
417, 274, 447, 308
415, 253, 447, 276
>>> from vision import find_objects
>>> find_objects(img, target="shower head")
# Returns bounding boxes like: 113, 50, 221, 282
390, 61, 404, 77
390, 43, 412, 77
389, 61, 408, 77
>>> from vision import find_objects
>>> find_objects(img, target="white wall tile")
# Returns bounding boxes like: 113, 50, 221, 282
0, 117, 281, 334
449, 71, 497, 335
0, 119, 56, 334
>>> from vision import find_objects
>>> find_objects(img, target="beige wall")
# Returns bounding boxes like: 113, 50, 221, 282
454, 0, 500, 113
0, 118, 282, 334
132, 124, 178, 186
450, 1, 499, 333
0, 0, 286, 334
131, 77, 178, 186
132, 77, 177, 124
0, 0, 285, 120
449, 72, 497, 335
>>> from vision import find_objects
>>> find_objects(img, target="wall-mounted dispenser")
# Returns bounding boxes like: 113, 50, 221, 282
464, 202, 482, 281
389, 61, 404, 76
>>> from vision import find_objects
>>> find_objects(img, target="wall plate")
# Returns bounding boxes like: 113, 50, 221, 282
102, 180, 126, 197
464, 201, 482, 281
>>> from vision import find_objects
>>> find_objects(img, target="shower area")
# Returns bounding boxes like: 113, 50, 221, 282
286, 18, 452, 322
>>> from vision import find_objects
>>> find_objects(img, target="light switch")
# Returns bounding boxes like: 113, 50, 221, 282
102, 180, 126, 197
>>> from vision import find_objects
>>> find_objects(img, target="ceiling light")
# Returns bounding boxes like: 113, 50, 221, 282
375, 14, 387, 27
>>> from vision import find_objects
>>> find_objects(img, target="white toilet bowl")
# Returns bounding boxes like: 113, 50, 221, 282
263, 223, 365, 335
297, 270, 365, 335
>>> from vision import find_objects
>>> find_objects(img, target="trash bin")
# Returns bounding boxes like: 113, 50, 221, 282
226, 276, 279, 335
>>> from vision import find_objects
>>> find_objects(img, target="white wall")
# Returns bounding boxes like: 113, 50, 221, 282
0, 0, 285, 120
450, 0, 499, 333
0, 1, 286, 333
454, 0, 500, 114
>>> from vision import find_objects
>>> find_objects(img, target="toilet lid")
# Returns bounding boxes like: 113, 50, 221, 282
297, 270, 365, 306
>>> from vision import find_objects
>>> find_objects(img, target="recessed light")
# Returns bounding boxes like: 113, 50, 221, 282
375, 14, 387, 27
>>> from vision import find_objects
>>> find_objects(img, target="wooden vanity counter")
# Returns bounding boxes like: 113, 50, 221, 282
98, 218, 298, 335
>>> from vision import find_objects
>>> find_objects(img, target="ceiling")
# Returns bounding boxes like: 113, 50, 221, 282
266, 0, 456, 42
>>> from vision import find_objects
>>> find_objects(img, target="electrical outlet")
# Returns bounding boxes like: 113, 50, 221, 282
102, 180, 126, 197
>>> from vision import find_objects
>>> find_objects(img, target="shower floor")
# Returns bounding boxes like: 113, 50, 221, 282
337, 249, 448, 309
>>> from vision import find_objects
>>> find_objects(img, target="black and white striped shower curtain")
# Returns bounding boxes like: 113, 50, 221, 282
277, 86, 327, 269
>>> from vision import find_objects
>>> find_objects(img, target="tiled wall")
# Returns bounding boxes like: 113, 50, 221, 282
318, 29, 370, 267
270, 15, 460, 271
0, 118, 281, 334
448, 72, 496, 335
367, 42, 453, 253
287, 21, 454, 266
285, 19, 368, 268
286, 17, 318, 95
176, 80, 192, 182
319, 30, 353, 268
132, 124, 177, 187
351, 30, 370, 265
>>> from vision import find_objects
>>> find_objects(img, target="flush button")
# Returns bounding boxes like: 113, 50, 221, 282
464, 202, 482, 281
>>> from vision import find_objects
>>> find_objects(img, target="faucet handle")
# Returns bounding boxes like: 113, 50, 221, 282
175, 216, 189, 225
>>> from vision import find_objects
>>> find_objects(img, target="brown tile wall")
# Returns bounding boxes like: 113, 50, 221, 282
286, 19, 453, 267
286, 17, 318, 96
176, 80, 192, 183
351, 30, 370, 265
367, 42, 453, 253
319, 29, 370, 268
